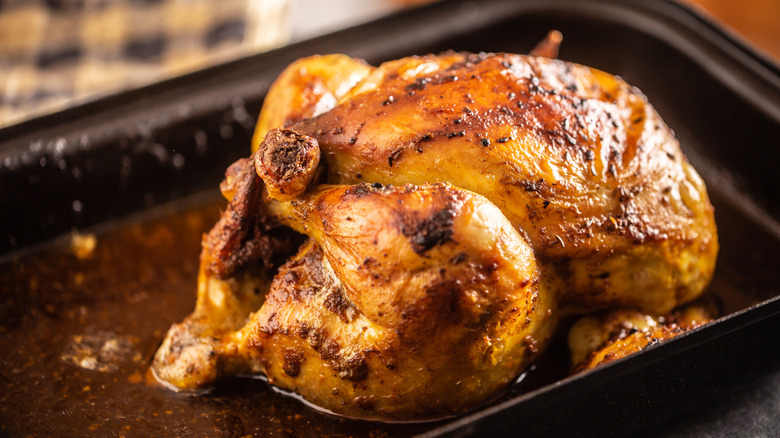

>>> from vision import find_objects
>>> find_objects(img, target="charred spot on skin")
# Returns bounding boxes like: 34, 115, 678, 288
298, 246, 327, 287
401, 206, 455, 254
338, 353, 369, 382
319, 339, 340, 361
382, 95, 395, 105
259, 312, 280, 335
418, 279, 463, 326
359, 257, 380, 273
584, 150, 595, 161
323, 286, 358, 323
407, 77, 431, 91
344, 182, 388, 199
283, 349, 305, 377
307, 329, 323, 351
348, 184, 371, 198
298, 322, 311, 339
446, 131, 465, 139
484, 262, 499, 274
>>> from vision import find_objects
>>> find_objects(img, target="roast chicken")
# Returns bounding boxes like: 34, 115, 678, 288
152, 38, 718, 420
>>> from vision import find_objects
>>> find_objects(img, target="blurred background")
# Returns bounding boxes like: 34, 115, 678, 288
0, 0, 777, 128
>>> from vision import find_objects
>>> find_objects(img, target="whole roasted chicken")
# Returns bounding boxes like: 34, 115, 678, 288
152, 41, 718, 420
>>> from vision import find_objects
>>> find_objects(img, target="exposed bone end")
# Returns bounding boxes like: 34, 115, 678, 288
255, 128, 320, 201
150, 320, 219, 391
530, 30, 563, 58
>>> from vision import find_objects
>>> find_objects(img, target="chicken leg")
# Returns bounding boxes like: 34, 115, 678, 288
153, 181, 556, 420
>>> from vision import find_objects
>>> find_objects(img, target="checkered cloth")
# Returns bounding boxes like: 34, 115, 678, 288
0, 0, 290, 127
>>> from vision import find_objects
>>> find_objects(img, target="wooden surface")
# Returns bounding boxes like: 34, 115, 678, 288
396, 0, 780, 62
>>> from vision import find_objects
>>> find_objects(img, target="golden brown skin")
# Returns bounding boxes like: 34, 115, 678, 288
151, 263, 269, 389
154, 182, 556, 420
153, 51, 719, 420
568, 304, 714, 373
280, 51, 717, 314
252, 54, 373, 150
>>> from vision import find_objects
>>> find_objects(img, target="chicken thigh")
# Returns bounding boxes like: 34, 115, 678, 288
154, 179, 555, 419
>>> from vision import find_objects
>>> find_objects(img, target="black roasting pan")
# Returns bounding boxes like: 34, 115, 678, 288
1, 0, 779, 436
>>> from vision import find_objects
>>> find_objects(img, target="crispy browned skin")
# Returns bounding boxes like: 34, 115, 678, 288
252, 54, 373, 148
154, 51, 718, 420
568, 305, 714, 373
281, 52, 717, 314
202, 155, 301, 278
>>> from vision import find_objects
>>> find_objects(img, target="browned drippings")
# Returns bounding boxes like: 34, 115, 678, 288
0, 199, 453, 436
0, 187, 773, 436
